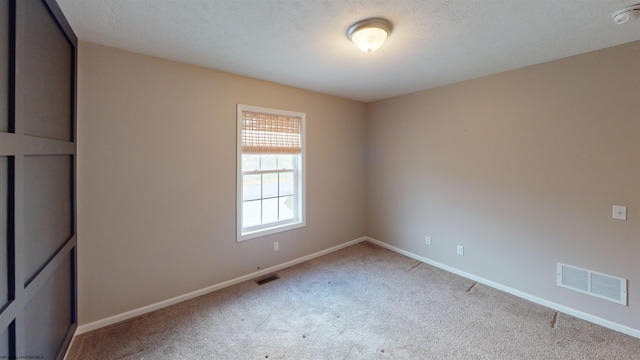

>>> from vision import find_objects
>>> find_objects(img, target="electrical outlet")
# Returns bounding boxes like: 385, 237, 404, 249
274, 242, 279, 251
613, 205, 627, 220
425, 236, 431, 245
457, 245, 464, 256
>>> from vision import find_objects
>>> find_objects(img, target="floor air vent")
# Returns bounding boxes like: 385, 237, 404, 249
557, 263, 627, 305
255, 274, 280, 286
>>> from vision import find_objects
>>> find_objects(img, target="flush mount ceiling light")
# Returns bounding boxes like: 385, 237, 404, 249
612, 4, 640, 24
347, 18, 393, 52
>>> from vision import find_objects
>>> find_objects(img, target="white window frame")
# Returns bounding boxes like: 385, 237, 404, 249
237, 104, 306, 242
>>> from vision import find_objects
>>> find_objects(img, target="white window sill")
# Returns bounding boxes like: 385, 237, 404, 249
238, 221, 306, 242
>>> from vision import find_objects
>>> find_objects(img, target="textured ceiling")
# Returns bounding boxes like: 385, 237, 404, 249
57, 0, 640, 102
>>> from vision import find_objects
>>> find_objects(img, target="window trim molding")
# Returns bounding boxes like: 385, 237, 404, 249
236, 104, 306, 242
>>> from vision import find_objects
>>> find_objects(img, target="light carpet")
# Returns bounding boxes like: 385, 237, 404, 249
67, 242, 640, 359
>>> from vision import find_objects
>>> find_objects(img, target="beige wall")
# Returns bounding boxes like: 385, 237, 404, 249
78, 39, 640, 333
367, 41, 640, 330
77, 42, 367, 324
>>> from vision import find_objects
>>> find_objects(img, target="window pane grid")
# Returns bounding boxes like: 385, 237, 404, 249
246, 194, 284, 201
241, 154, 296, 229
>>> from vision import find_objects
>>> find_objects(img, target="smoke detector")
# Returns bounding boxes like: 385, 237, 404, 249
612, 4, 640, 24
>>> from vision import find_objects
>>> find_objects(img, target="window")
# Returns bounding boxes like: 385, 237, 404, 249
237, 104, 306, 241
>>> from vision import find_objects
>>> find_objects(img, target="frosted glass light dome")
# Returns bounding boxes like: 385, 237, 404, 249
347, 18, 393, 52
351, 27, 388, 52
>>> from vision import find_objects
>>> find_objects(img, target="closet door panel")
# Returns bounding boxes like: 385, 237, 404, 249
22, 0, 72, 141
0, 0, 8, 132
0, 156, 8, 307
1, 1, 77, 357
0, 325, 9, 357
23, 155, 72, 282
24, 253, 72, 359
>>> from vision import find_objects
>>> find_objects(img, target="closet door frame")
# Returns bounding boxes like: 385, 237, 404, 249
0, 0, 77, 358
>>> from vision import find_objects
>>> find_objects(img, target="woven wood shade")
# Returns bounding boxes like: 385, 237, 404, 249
241, 111, 302, 154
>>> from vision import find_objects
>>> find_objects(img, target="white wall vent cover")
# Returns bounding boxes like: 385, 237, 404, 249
557, 263, 627, 306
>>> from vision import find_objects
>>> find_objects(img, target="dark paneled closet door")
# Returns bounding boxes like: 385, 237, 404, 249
0, 0, 77, 358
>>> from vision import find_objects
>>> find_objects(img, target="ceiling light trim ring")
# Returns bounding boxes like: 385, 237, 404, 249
347, 18, 393, 39
611, 4, 640, 24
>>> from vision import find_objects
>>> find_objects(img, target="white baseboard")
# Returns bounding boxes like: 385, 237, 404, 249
74, 237, 368, 335
365, 236, 640, 339
72, 235, 640, 343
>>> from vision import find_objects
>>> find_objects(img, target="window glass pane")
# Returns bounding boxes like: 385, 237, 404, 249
263, 198, 278, 223
243, 174, 261, 201
262, 173, 278, 198
277, 155, 294, 169
242, 155, 260, 172
243, 200, 261, 228
279, 196, 294, 221
260, 155, 277, 171
279, 172, 294, 196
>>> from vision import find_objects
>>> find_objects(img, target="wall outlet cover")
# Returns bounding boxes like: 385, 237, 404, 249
612, 205, 627, 220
